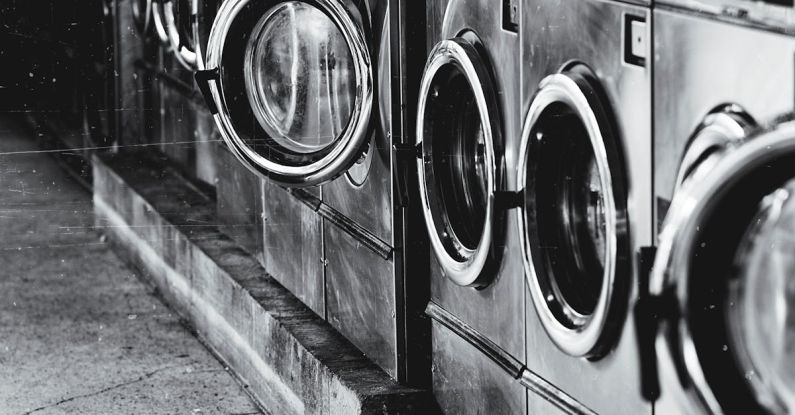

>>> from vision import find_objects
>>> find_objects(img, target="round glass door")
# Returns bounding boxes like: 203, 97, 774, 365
416, 35, 504, 288
652, 114, 795, 414
163, 0, 198, 69
193, 0, 217, 70
517, 64, 629, 358
199, 0, 372, 186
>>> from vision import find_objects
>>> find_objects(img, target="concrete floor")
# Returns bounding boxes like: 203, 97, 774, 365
0, 117, 262, 415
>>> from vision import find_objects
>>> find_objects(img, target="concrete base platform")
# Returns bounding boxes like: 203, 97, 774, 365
92, 150, 434, 414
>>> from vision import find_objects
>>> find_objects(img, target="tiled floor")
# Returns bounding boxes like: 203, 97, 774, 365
0, 117, 262, 415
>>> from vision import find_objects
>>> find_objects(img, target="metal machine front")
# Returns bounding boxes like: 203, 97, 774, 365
520, 0, 652, 413
417, 0, 527, 413
162, 0, 199, 69
645, 10, 795, 415
517, 63, 629, 359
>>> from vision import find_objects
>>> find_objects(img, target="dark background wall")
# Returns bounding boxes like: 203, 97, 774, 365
0, 0, 113, 139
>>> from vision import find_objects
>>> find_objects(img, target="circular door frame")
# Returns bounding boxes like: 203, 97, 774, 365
415, 36, 504, 288
152, 0, 172, 46
516, 64, 629, 358
132, 0, 153, 34
673, 104, 756, 194
651, 114, 795, 414
203, 0, 373, 186
163, 0, 199, 70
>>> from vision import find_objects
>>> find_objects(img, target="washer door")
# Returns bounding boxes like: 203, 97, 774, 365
132, 0, 153, 34
196, 0, 372, 187
652, 114, 795, 415
162, 0, 199, 69
151, 0, 171, 45
517, 63, 629, 358
193, 0, 217, 70
416, 35, 505, 288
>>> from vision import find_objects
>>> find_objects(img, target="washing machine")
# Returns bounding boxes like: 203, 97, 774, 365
637, 5, 795, 414
195, 0, 327, 320
159, 0, 220, 184
518, 0, 652, 413
195, 0, 428, 383
117, 0, 159, 148
414, 0, 527, 412
81, 0, 118, 153
148, 0, 216, 184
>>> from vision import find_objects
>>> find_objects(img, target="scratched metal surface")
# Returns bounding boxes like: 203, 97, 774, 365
322, 0, 394, 245
262, 179, 325, 318
216, 145, 265, 263
324, 221, 398, 378
431, 322, 525, 414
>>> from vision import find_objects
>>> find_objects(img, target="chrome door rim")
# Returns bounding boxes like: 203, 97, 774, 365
204, 0, 372, 186
673, 105, 756, 194
416, 38, 501, 287
651, 116, 795, 414
132, 0, 153, 34
164, 0, 199, 69
517, 71, 622, 357
152, 0, 171, 45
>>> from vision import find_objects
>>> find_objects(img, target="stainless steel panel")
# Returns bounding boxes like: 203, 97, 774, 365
653, 10, 795, 414
216, 145, 264, 262
521, 0, 652, 413
324, 222, 397, 378
653, 10, 795, 232
431, 322, 525, 414
262, 179, 325, 317
527, 390, 570, 415
323, 0, 393, 244
656, 0, 795, 32
426, 0, 525, 360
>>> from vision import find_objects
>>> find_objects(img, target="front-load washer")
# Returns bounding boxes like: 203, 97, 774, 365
415, 0, 527, 412
149, 0, 194, 174
159, 0, 220, 183
119, 0, 161, 148
196, 0, 428, 383
148, 0, 215, 184
518, 0, 652, 413
640, 7, 795, 415
81, 0, 118, 153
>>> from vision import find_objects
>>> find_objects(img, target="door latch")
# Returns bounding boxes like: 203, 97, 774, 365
503, 0, 519, 33
624, 15, 647, 67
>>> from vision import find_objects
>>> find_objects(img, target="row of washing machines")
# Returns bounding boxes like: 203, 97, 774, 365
121, 0, 795, 413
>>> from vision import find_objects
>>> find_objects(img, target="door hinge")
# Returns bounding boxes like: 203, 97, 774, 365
494, 189, 524, 211
393, 142, 422, 208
